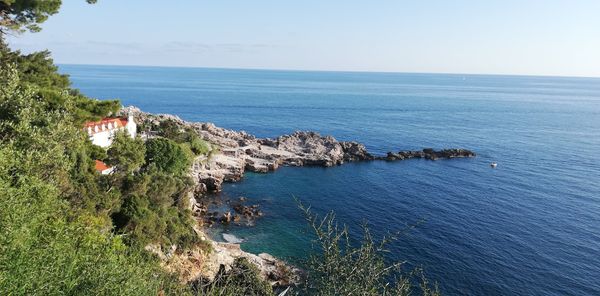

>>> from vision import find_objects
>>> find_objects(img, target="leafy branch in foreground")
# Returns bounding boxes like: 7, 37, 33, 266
0, 0, 96, 34
297, 200, 440, 296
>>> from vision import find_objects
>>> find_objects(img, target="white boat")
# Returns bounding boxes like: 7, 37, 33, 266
490, 162, 498, 168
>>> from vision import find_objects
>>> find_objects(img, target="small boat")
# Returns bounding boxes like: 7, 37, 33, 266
490, 162, 498, 168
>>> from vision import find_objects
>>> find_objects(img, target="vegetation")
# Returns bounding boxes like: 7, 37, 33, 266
298, 201, 440, 296
0, 2, 202, 293
0, 64, 189, 295
145, 137, 192, 175
0, 40, 121, 123
157, 119, 212, 156
111, 167, 199, 249
107, 131, 146, 175
0, 0, 96, 33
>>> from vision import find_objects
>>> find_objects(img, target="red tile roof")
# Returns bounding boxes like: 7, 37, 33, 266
84, 117, 128, 135
94, 160, 111, 172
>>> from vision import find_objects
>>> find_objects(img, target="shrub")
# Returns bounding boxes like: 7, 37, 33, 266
188, 135, 211, 156
298, 201, 440, 296
145, 137, 191, 175
112, 167, 198, 249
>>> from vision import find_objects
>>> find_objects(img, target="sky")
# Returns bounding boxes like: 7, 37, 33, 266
7, 0, 600, 77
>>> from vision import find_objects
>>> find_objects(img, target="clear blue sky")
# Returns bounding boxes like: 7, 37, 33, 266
7, 0, 600, 77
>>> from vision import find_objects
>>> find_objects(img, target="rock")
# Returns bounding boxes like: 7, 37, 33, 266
221, 211, 232, 223
340, 141, 374, 161
386, 152, 400, 161
198, 174, 223, 192
222, 233, 243, 243
378, 148, 476, 161
245, 159, 269, 173
258, 253, 277, 262
233, 204, 262, 218
198, 241, 301, 287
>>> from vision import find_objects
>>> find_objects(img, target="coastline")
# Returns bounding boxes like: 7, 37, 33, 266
120, 106, 475, 286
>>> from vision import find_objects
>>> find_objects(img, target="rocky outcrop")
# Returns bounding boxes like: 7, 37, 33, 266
202, 241, 299, 287
120, 106, 475, 195
195, 196, 265, 228
381, 148, 476, 161
146, 234, 298, 287
340, 141, 375, 161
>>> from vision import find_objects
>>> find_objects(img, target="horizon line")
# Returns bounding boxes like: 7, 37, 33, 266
56, 62, 600, 80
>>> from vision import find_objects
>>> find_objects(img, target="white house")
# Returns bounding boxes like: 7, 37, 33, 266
84, 114, 137, 174
84, 114, 137, 148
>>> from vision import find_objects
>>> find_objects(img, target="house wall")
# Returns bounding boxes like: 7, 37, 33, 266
100, 167, 114, 175
90, 130, 114, 148
88, 116, 136, 148
126, 116, 137, 138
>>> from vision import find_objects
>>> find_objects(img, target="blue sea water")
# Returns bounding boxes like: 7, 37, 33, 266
60, 65, 600, 296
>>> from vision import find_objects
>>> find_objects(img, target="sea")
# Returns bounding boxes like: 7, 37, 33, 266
60, 64, 600, 296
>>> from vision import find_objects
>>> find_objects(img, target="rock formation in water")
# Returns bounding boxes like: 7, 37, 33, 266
121, 106, 475, 196
380, 148, 476, 161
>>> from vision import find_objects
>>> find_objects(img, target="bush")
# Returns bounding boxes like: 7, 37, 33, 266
113, 167, 198, 249
188, 135, 211, 156
298, 201, 440, 296
0, 175, 187, 295
145, 137, 192, 175
154, 119, 211, 156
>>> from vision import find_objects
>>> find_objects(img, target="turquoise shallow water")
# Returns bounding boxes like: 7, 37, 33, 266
61, 65, 600, 296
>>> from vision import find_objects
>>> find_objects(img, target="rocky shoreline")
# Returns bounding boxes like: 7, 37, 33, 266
122, 107, 475, 195
121, 106, 476, 287
147, 232, 299, 288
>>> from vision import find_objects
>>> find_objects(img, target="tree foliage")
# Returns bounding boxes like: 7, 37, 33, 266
145, 137, 192, 175
187, 133, 211, 156
112, 167, 198, 249
106, 130, 146, 175
0, 0, 95, 33
298, 201, 440, 296
0, 64, 190, 295
156, 120, 212, 156
0, 39, 121, 123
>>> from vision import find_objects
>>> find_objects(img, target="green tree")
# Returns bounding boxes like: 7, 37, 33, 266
113, 167, 198, 249
106, 130, 146, 175
0, 44, 121, 123
0, 0, 96, 34
145, 137, 192, 175
0, 64, 190, 295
